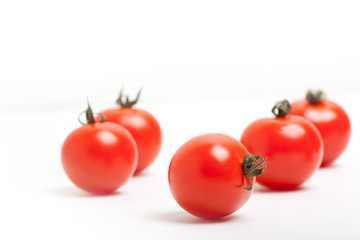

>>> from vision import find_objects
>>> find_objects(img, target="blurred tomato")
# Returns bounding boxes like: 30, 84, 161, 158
241, 100, 323, 190
62, 102, 137, 194
169, 133, 265, 219
291, 90, 351, 167
99, 89, 162, 174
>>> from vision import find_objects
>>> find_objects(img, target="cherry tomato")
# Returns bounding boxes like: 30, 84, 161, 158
99, 89, 162, 174
291, 90, 351, 167
168, 133, 266, 219
240, 100, 323, 190
62, 102, 138, 194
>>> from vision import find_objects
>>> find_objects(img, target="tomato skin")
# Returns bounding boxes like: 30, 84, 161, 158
61, 122, 137, 194
99, 108, 162, 174
240, 116, 323, 190
168, 133, 254, 219
291, 99, 351, 167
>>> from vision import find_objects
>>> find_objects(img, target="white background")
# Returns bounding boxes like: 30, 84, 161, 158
0, 1, 359, 239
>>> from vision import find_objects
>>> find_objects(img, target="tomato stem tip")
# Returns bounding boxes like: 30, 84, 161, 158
241, 153, 267, 191
116, 87, 142, 108
78, 100, 105, 125
272, 100, 291, 118
306, 90, 325, 105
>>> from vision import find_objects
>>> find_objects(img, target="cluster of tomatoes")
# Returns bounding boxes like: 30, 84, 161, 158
61, 89, 350, 220
61, 89, 162, 194
168, 90, 351, 219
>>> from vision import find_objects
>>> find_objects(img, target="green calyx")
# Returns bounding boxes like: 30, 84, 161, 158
306, 90, 325, 105
116, 87, 142, 108
272, 99, 291, 118
78, 99, 105, 125
242, 153, 267, 191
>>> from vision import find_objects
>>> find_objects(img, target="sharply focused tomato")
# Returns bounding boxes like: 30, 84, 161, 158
168, 133, 266, 219
99, 89, 162, 174
240, 100, 323, 190
62, 102, 138, 194
291, 90, 351, 167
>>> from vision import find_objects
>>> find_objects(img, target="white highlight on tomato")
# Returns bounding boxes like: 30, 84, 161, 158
210, 145, 230, 162
305, 109, 337, 123
280, 124, 306, 139
97, 130, 118, 145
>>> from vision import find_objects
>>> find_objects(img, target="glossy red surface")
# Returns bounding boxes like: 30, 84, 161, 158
62, 122, 138, 194
168, 133, 253, 219
291, 99, 351, 166
100, 108, 162, 174
241, 116, 323, 190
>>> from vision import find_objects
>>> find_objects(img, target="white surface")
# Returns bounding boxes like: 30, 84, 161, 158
1, 0, 360, 111
1, 1, 360, 239
1, 96, 359, 240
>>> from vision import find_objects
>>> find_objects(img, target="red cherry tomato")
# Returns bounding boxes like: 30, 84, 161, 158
99, 89, 162, 174
168, 133, 266, 219
291, 90, 351, 167
240, 100, 323, 190
62, 102, 138, 195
